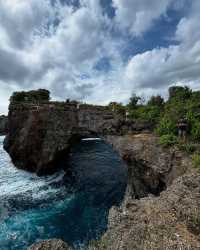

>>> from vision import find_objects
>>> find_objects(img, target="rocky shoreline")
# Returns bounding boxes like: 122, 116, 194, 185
2, 90, 200, 249
29, 133, 200, 250
90, 134, 200, 250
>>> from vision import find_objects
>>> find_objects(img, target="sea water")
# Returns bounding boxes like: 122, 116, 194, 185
0, 136, 127, 250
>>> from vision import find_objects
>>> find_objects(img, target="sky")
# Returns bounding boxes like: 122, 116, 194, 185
0, 0, 200, 114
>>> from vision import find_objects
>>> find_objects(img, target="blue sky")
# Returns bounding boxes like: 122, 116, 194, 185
0, 0, 200, 113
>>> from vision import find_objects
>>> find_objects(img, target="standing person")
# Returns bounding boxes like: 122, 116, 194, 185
177, 118, 188, 141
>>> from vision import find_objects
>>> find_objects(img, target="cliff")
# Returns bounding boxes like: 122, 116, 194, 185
28, 133, 200, 250
0, 115, 8, 135
89, 134, 200, 250
4, 100, 120, 175
4, 90, 152, 175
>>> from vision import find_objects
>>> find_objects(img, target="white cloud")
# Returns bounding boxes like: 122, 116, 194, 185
123, 0, 200, 98
0, 0, 200, 114
112, 0, 173, 36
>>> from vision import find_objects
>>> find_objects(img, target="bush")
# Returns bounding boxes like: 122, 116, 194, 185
138, 106, 161, 123
191, 121, 200, 141
156, 117, 176, 136
159, 134, 178, 146
192, 153, 200, 169
178, 143, 196, 154
10, 89, 50, 103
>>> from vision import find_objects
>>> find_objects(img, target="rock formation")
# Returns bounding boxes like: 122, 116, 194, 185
104, 134, 193, 199
28, 239, 73, 250
5, 90, 200, 249
0, 115, 8, 135
90, 172, 200, 250
4, 90, 151, 175
89, 134, 200, 250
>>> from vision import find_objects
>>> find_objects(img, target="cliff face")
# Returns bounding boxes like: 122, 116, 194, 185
89, 134, 200, 250
4, 103, 79, 175
0, 115, 8, 135
105, 134, 193, 199
4, 102, 120, 175
95, 172, 200, 250
4, 96, 153, 175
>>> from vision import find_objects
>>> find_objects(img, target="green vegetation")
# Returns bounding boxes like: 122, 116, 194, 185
108, 85, 200, 153
192, 153, 200, 169
159, 134, 178, 147
10, 89, 50, 103
108, 102, 126, 116
178, 143, 196, 154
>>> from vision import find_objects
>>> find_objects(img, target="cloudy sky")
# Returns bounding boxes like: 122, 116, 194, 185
0, 0, 200, 114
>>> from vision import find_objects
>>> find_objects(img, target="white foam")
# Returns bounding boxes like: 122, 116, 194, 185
82, 138, 101, 141
0, 136, 65, 199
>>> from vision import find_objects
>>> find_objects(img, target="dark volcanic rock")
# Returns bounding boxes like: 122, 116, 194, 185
0, 115, 8, 135
28, 239, 73, 250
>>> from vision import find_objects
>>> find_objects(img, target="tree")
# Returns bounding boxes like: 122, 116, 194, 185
168, 86, 192, 101
147, 95, 164, 107
128, 93, 141, 109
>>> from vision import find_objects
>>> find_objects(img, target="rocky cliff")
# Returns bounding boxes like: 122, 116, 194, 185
89, 134, 200, 250
28, 133, 200, 250
4, 100, 122, 175
4, 90, 152, 175
0, 115, 8, 135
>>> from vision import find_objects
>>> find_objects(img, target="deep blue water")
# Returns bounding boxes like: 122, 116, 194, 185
0, 136, 127, 250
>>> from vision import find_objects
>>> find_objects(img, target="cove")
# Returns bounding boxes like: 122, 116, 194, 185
0, 136, 127, 250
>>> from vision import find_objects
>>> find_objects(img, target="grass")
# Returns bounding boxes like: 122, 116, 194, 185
192, 153, 200, 169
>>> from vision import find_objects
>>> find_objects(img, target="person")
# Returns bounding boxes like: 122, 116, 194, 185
177, 118, 188, 141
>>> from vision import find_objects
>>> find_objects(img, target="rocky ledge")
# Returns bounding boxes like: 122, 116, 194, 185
28, 239, 73, 250
91, 172, 200, 250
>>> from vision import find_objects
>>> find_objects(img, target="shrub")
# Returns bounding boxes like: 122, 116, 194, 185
178, 143, 196, 154
191, 121, 200, 141
136, 106, 161, 123
156, 117, 176, 136
159, 134, 178, 146
10, 89, 50, 103
192, 153, 200, 169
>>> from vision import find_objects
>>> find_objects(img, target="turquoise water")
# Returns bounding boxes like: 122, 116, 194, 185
0, 136, 127, 250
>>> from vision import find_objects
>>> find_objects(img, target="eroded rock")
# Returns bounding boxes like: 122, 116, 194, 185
89, 172, 200, 250
105, 134, 193, 199
28, 239, 73, 250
